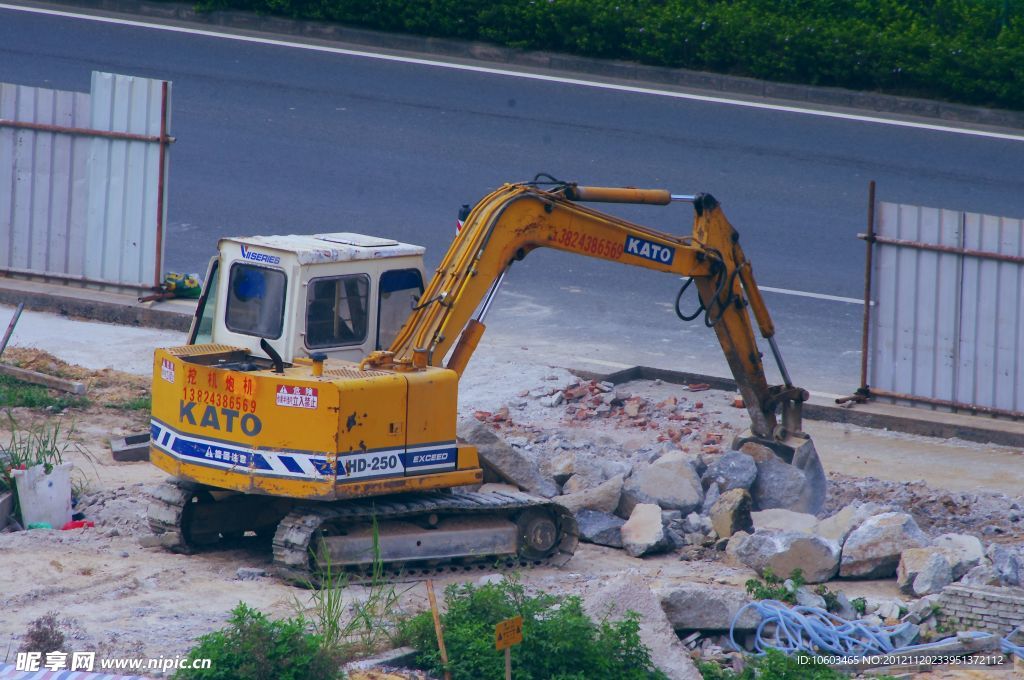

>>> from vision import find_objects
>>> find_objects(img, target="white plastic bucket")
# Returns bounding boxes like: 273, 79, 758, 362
12, 462, 72, 528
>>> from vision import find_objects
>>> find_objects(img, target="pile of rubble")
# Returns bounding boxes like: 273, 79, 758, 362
460, 377, 1024, 669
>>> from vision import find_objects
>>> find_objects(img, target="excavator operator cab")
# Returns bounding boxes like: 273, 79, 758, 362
188, 232, 427, 363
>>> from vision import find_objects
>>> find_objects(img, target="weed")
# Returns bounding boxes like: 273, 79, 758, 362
175, 602, 341, 680
744, 568, 804, 605
18, 613, 67, 655
293, 516, 410, 661
402, 574, 667, 680
0, 375, 88, 411
697, 649, 845, 679
105, 395, 151, 411
850, 597, 867, 615
813, 584, 839, 612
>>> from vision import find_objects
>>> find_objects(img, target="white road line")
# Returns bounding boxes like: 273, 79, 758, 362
571, 357, 635, 370
4, 2, 1024, 143
759, 286, 865, 304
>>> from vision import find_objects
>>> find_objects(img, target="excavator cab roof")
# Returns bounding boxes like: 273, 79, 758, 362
220, 232, 425, 265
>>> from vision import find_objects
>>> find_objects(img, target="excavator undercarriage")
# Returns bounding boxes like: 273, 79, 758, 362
148, 481, 578, 585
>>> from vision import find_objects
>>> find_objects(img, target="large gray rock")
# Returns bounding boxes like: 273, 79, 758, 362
561, 469, 604, 495
986, 544, 1023, 586
586, 574, 702, 680
709, 488, 753, 539
839, 512, 930, 579
897, 548, 953, 596
960, 563, 1001, 587
659, 583, 762, 632
576, 510, 625, 549
555, 474, 623, 515
751, 509, 817, 534
621, 503, 671, 557
932, 533, 983, 580
543, 449, 576, 485
733, 529, 841, 584
750, 458, 806, 511
701, 451, 757, 492
815, 502, 888, 546
742, 438, 827, 514
619, 452, 703, 517
458, 421, 558, 498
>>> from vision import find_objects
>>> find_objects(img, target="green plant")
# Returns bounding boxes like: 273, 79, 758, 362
0, 375, 88, 411
850, 597, 867, 615
105, 395, 151, 411
813, 584, 839, 613
0, 414, 78, 522
174, 602, 341, 680
293, 517, 410, 661
697, 649, 843, 679
401, 574, 667, 680
744, 568, 804, 605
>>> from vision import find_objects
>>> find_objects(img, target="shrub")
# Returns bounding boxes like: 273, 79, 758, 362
173, 602, 341, 680
185, 0, 1024, 110
697, 649, 845, 679
401, 575, 667, 680
744, 568, 804, 605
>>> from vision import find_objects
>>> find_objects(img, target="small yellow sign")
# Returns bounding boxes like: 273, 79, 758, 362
494, 616, 523, 650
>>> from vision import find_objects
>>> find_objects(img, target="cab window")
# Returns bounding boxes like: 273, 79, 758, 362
377, 269, 424, 350
306, 274, 370, 348
225, 263, 287, 339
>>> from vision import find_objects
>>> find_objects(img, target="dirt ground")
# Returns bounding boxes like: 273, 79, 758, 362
1, 343, 1022, 678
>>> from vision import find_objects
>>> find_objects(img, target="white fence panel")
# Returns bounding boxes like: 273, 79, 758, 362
870, 202, 1024, 416
0, 71, 171, 290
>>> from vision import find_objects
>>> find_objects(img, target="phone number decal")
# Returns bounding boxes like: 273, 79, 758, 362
182, 387, 257, 413
555, 229, 623, 259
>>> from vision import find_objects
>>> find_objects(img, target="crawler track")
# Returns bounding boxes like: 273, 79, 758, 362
273, 490, 578, 586
148, 482, 578, 584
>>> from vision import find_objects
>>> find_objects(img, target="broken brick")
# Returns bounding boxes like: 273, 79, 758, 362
474, 411, 492, 421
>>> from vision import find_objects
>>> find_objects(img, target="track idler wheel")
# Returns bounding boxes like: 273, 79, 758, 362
515, 508, 560, 561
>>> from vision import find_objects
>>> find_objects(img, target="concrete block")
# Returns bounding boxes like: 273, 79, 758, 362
110, 432, 151, 462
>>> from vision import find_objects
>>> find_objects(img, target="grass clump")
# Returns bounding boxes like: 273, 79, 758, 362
105, 395, 151, 411
293, 518, 409, 661
173, 602, 341, 680
401, 575, 667, 680
0, 375, 88, 411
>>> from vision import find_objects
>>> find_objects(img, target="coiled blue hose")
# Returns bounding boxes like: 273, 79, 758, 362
729, 600, 1014, 658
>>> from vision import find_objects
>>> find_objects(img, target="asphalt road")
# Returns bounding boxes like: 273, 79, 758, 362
3, 5, 1024, 392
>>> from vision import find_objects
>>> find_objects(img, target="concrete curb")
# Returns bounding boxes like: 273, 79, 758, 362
4, 278, 1020, 447
19, 0, 1024, 131
0, 277, 193, 332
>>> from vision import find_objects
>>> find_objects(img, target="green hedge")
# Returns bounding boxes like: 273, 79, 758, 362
194, 0, 1024, 110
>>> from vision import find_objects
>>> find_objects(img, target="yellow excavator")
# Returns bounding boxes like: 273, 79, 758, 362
147, 178, 825, 584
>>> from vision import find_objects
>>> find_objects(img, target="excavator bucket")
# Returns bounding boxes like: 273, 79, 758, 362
731, 431, 827, 515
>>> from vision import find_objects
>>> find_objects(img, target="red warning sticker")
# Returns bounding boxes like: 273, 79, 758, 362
276, 384, 318, 409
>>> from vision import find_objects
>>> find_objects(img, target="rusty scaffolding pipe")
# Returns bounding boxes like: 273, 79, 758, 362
857, 233, 1024, 265
869, 387, 1024, 420
0, 118, 176, 144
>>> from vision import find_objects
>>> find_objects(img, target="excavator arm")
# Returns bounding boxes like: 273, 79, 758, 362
370, 180, 825, 511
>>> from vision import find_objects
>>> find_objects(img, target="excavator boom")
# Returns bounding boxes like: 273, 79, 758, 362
383, 181, 800, 442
